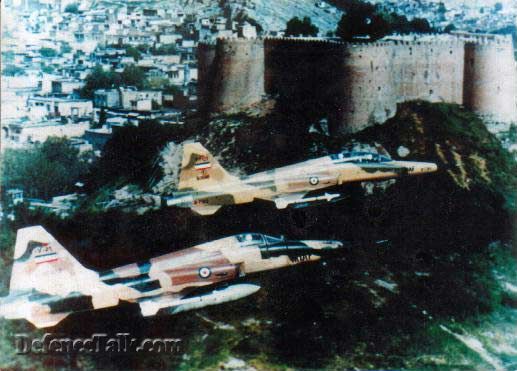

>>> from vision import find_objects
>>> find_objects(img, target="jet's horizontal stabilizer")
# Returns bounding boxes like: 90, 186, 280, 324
0, 293, 71, 328
139, 284, 261, 317
28, 311, 70, 329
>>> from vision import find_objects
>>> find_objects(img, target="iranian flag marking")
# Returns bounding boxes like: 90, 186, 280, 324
34, 244, 58, 264
194, 161, 212, 171
35, 251, 59, 264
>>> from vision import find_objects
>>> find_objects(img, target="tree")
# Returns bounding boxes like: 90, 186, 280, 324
60, 43, 72, 54
79, 64, 146, 98
86, 120, 179, 190
336, 0, 435, 41
444, 23, 456, 33
136, 44, 148, 53
124, 45, 142, 62
1, 138, 92, 200
2, 50, 14, 63
64, 2, 79, 13
120, 64, 145, 89
285, 17, 319, 37
2, 65, 24, 76
144, 76, 170, 90
94, 108, 107, 129
39, 47, 57, 58
336, 1, 380, 41
508, 124, 517, 142
409, 18, 432, 33
41, 65, 55, 74
79, 65, 121, 99
151, 44, 178, 55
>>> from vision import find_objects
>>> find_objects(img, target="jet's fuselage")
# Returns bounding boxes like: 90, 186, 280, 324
0, 231, 343, 327
98, 233, 343, 300
168, 153, 437, 209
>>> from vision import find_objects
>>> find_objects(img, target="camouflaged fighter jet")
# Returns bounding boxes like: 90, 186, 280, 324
161, 142, 437, 215
0, 226, 343, 328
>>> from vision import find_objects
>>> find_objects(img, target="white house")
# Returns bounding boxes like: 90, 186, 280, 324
120, 88, 163, 111
27, 96, 93, 121
159, 34, 182, 44
4, 120, 90, 146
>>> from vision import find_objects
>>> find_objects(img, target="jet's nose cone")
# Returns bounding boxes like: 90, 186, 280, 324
421, 162, 438, 173
331, 241, 344, 249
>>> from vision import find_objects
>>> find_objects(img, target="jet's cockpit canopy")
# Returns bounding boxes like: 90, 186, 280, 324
331, 151, 391, 164
235, 233, 284, 247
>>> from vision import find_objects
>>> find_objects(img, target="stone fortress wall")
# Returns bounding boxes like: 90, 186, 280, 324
198, 33, 517, 134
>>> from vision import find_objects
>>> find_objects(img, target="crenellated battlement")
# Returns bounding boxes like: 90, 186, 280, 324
198, 33, 517, 133
199, 32, 513, 51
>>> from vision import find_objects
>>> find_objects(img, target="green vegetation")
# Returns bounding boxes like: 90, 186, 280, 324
64, 2, 79, 13
144, 76, 169, 90
123, 45, 142, 61
1, 137, 92, 200
120, 64, 146, 89
285, 17, 319, 37
60, 43, 72, 54
151, 43, 178, 55
1, 64, 24, 76
85, 120, 181, 191
79, 65, 120, 98
333, 0, 434, 41
444, 23, 456, 33
1, 51, 14, 63
508, 124, 517, 142
41, 65, 55, 74
79, 64, 146, 99
39, 47, 57, 58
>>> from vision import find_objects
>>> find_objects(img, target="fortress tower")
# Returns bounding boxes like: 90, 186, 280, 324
463, 35, 517, 123
198, 39, 265, 114
198, 34, 517, 134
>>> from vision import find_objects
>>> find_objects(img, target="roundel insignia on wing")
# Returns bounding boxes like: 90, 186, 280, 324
198, 267, 211, 278
309, 176, 319, 186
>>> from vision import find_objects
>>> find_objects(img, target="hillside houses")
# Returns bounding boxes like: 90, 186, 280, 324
1, 0, 259, 152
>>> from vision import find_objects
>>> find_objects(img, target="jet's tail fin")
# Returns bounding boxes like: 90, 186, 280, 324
178, 142, 239, 192
9, 226, 101, 297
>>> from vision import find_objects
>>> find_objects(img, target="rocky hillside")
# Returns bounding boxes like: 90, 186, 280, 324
1, 101, 516, 370
90, 0, 342, 35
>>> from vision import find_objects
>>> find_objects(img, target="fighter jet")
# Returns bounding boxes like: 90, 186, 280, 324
0, 226, 343, 328
161, 142, 437, 215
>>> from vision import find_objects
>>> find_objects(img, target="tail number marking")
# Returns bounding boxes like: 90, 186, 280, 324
290, 255, 311, 263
